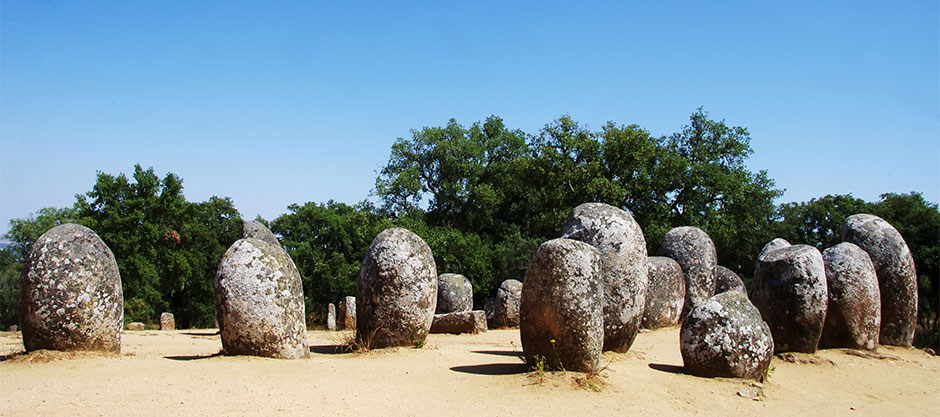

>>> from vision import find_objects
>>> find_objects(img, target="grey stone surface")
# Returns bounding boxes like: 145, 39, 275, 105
520, 238, 603, 372
126, 322, 145, 331
843, 214, 918, 347
715, 266, 747, 296
680, 291, 774, 380
356, 228, 438, 349
429, 310, 487, 334
337, 296, 356, 330
485, 279, 523, 329
436, 273, 473, 314
160, 312, 175, 331
326, 303, 337, 331
642, 256, 686, 329
820, 242, 881, 350
752, 245, 828, 353
562, 202, 648, 352
215, 238, 309, 359
758, 238, 791, 260
18, 224, 123, 353
242, 220, 280, 247
659, 226, 718, 317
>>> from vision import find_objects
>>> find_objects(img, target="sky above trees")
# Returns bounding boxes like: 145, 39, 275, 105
1, 1, 937, 235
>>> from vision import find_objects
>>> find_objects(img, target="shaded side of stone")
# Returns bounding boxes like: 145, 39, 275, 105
715, 266, 747, 296
485, 279, 522, 329
642, 256, 686, 329
338, 296, 356, 330
430, 310, 487, 334
658, 226, 718, 318
820, 242, 881, 350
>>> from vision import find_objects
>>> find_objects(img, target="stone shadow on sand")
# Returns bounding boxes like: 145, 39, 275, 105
309, 344, 354, 355
471, 350, 523, 358
648, 363, 689, 375
450, 363, 529, 375
164, 352, 224, 361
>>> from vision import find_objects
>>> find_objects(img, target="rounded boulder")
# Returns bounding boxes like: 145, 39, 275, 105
436, 273, 473, 314
485, 279, 523, 329
820, 243, 881, 350
715, 266, 747, 296
642, 256, 686, 329
659, 226, 718, 317
18, 224, 124, 353
242, 220, 281, 247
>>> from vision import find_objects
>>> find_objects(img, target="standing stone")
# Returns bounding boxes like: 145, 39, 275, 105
326, 303, 337, 331
160, 312, 176, 331
337, 296, 356, 330
242, 220, 280, 247
430, 311, 487, 334
357, 228, 438, 349
820, 243, 881, 350
18, 224, 123, 353
843, 214, 918, 347
758, 238, 791, 260
752, 245, 828, 353
642, 256, 686, 329
215, 238, 309, 359
715, 266, 747, 296
680, 291, 774, 380
562, 202, 648, 352
436, 273, 473, 314
659, 226, 718, 318
484, 279, 523, 329
520, 239, 603, 372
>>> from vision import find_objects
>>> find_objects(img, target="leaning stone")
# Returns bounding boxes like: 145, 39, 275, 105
326, 303, 337, 331
485, 279, 523, 329
126, 322, 145, 331
562, 202, 648, 352
337, 296, 356, 330
820, 243, 881, 350
659, 226, 718, 317
430, 311, 487, 334
642, 256, 686, 329
215, 238, 309, 359
715, 266, 747, 296
160, 312, 175, 331
681, 291, 774, 380
357, 228, 437, 349
752, 245, 828, 353
242, 220, 280, 247
436, 273, 473, 313
521, 238, 603, 372
18, 224, 123, 353
843, 214, 918, 347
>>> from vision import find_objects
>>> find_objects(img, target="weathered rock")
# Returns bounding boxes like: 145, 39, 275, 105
430, 310, 487, 334
680, 291, 774, 380
242, 220, 280, 247
126, 322, 145, 331
436, 273, 473, 314
561, 202, 648, 352
520, 238, 603, 372
485, 279, 523, 329
215, 238, 309, 359
8, 325, 18, 332
160, 312, 175, 331
18, 224, 123, 353
752, 245, 828, 353
820, 243, 881, 350
337, 296, 356, 330
642, 256, 686, 329
842, 214, 918, 347
357, 228, 438, 349
659, 226, 718, 317
326, 303, 337, 331
716, 266, 747, 296
758, 238, 791, 260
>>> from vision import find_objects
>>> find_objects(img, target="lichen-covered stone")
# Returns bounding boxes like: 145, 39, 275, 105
752, 245, 828, 353
659, 226, 718, 317
126, 322, 145, 331
436, 273, 473, 314
715, 266, 747, 296
642, 256, 686, 329
484, 279, 523, 329
429, 310, 487, 334
242, 220, 280, 247
562, 202, 648, 352
842, 214, 918, 347
680, 291, 774, 380
356, 228, 438, 349
820, 243, 880, 350
215, 238, 309, 359
758, 238, 791, 260
326, 303, 337, 331
18, 224, 123, 353
338, 296, 356, 330
160, 312, 175, 331
520, 238, 603, 372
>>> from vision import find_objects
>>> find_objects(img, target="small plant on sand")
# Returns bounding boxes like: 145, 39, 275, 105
412, 334, 427, 349
531, 354, 548, 383
573, 358, 612, 392
550, 339, 565, 372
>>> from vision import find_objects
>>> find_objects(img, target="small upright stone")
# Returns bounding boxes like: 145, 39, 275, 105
520, 239, 603, 372
357, 228, 438, 349
562, 202, 648, 352
160, 312, 176, 331
337, 296, 356, 330
326, 303, 337, 331
820, 243, 881, 350
242, 220, 280, 247
485, 279, 523, 329
659, 226, 718, 317
752, 245, 828, 353
18, 224, 123, 353
436, 273, 473, 314
715, 266, 747, 296
843, 214, 918, 347
215, 238, 309, 359
642, 256, 686, 329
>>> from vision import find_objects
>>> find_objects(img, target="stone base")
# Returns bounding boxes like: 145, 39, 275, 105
430, 311, 487, 335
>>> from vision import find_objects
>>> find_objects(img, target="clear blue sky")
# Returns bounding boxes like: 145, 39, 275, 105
2, 1, 938, 236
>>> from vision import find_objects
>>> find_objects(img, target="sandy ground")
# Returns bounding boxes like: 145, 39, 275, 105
1, 327, 937, 416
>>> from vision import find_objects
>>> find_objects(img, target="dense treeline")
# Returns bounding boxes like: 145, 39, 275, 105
0, 110, 936, 349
